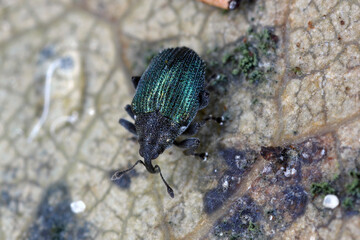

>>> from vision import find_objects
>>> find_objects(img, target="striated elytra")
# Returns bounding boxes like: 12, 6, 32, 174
111, 47, 210, 198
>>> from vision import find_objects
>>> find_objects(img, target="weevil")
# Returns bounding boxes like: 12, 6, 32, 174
111, 47, 217, 198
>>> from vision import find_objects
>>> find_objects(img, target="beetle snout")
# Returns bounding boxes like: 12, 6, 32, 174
139, 144, 159, 160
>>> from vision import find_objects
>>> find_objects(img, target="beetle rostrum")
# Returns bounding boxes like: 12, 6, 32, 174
111, 47, 210, 198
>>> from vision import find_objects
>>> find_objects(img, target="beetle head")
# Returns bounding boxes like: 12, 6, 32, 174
111, 112, 179, 198
138, 132, 175, 161
136, 112, 179, 161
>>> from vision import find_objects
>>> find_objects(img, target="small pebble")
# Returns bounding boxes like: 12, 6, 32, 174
323, 194, 339, 209
70, 200, 86, 214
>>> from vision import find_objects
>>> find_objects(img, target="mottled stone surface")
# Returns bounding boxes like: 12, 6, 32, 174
0, 0, 359, 239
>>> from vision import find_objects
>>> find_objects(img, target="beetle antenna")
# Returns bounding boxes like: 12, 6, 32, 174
111, 160, 145, 181
155, 165, 174, 198
111, 161, 174, 198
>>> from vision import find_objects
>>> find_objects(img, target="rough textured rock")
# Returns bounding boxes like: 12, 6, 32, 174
0, 0, 359, 239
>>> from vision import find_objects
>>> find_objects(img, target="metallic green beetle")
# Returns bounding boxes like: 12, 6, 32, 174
111, 47, 210, 198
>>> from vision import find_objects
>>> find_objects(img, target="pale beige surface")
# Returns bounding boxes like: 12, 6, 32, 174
0, 0, 359, 239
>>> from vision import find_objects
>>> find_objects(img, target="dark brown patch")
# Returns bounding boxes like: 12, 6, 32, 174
277, 185, 308, 219
203, 148, 258, 214
212, 196, 264, 239
308, 21, 314, 29
297, 138, 327, 164
261, 146, 288, 162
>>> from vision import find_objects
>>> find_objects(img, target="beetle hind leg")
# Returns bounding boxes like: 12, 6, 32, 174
181, 114, 225, 137
174, 138, 208, 160
204, 114, 225, 125
199, 90, 209, 110
181, 122, 204, 136
174, 138, 200, 149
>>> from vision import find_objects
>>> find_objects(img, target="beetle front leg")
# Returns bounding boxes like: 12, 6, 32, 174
131, 76, 141, 89
124, 104, 135, 120
119, 119, 137, 136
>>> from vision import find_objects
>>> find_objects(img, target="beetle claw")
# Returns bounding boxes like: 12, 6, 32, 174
204, 114, 226, 125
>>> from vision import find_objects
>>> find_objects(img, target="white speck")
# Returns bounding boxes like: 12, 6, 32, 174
284, 167, 297, 177
284, 168, 290, 177
305, 141, 312, 148
70, 200, 86, 214
262, 165, 272, 174
179, 126, 187, 133
320, 149, 326, 156
68, 112, 79, 123
302, 152, 309, 159
222, 180, 229, 190
323, 194, 339, 209
214, 169, 218, 173
88, 108, 95, 116
235, 155, 240, 160
202, 152, 208, 162
269, 215, 273, 221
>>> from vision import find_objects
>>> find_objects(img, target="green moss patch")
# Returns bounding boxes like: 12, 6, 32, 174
205, 27, 278, 93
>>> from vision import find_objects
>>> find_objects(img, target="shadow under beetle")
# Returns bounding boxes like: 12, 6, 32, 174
111, 47, 222, 198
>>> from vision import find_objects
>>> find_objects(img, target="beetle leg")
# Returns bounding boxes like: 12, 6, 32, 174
199, 90, 209, 110
183, 148, 209, 161
182, 114, 225, 137
131, 76, 141, 89
174, 138, 200, 149
125, 104, 135, 120
204, 114, 225, 125
174, 138, 208, 160
119, 118, 137, 136
182, 122, 204, 136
